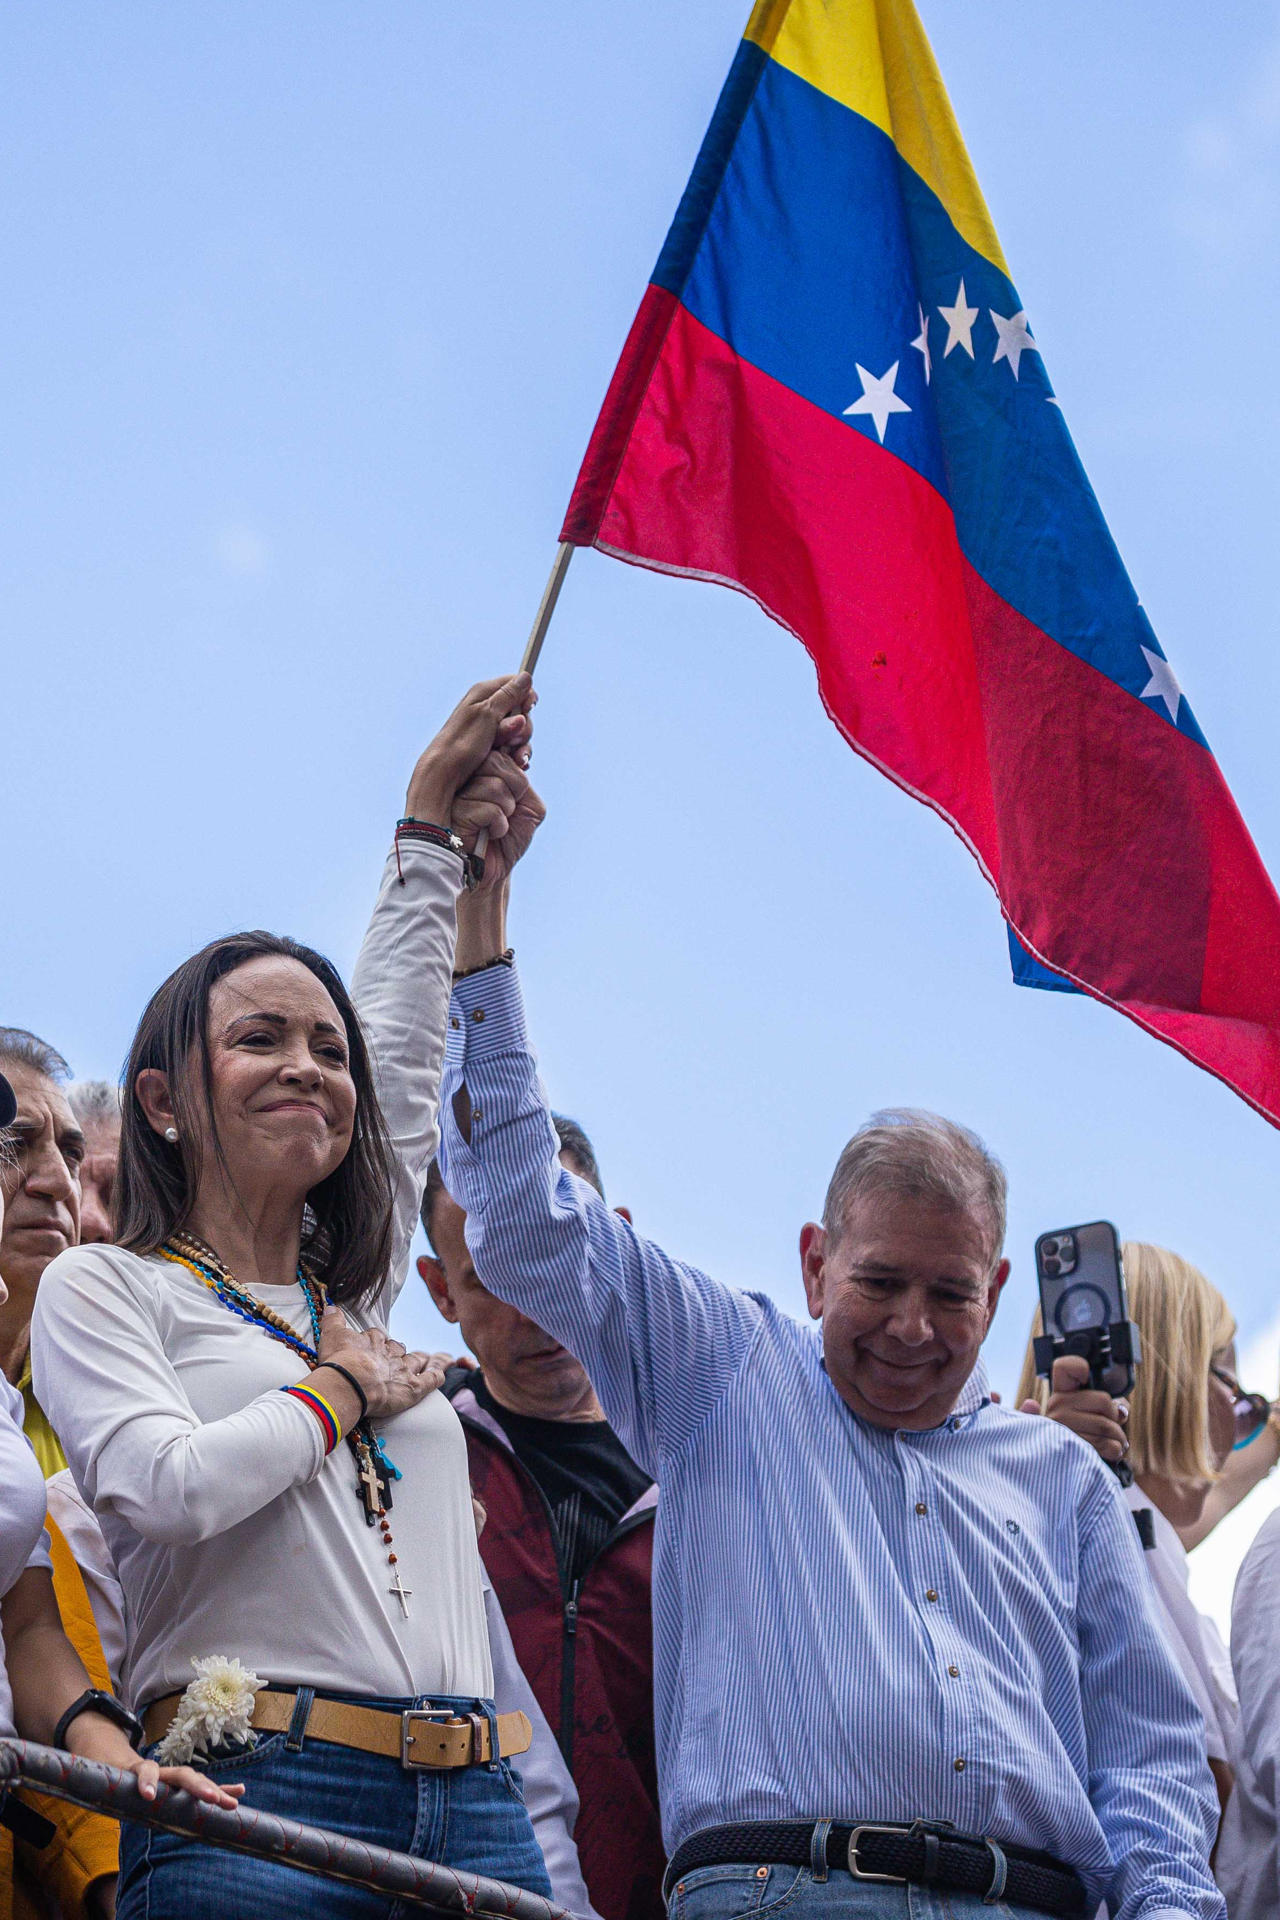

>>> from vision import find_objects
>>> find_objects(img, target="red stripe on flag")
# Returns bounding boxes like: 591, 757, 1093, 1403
586, 303, 1280, 1118
562, 285, 682, 546
589, 299, 1001, 871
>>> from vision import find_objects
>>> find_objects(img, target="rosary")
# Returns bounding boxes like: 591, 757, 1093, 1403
162, 1231, 412, 1618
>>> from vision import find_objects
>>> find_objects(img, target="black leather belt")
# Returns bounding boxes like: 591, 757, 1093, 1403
663, 1820, 1089, 1917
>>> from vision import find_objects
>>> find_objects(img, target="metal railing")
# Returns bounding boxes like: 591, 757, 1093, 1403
0, 1740, 570, 1918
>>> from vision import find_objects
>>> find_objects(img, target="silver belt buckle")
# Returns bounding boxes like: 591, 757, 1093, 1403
847, 1824, 909, 1883
400, 1706, 455, 1770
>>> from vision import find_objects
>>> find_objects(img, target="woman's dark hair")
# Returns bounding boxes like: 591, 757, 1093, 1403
114, 931, 395, 1307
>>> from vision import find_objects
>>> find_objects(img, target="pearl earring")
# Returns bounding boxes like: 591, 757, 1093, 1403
163, 1127, 179, 1144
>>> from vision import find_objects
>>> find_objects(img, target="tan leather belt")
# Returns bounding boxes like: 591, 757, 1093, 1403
143, 1690, 532, 1771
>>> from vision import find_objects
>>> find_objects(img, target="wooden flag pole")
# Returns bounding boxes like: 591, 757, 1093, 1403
472, 540, 574, 875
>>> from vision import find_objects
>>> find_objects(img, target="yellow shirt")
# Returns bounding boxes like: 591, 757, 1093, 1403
17, 1356, 66, 1477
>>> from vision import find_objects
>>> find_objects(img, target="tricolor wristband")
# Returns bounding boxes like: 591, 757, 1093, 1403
281, 1383, 343, 1453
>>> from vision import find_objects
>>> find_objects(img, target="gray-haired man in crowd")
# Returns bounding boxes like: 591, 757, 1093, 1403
433, 843, 1223, 1920
66, 1081, 121, 1246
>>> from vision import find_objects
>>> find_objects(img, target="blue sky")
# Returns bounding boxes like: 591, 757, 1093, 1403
6, 1, 1280, 1404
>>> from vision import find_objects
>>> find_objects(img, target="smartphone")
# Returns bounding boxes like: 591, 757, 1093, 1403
1034, 1221, 1137, 1396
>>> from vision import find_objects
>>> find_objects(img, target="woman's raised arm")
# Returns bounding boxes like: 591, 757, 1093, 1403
349, 675, 535, 1313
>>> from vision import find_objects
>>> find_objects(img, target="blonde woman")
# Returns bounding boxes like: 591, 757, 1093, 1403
1017, 1244, 1266, 1825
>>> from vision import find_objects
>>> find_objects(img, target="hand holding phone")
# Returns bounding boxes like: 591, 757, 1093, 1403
1027, 1352, 1130, 1466
1033, 1221, 1139, 1398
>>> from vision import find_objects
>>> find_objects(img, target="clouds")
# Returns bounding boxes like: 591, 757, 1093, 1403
1173, 20, 1280, 263
213, 523, 270, 579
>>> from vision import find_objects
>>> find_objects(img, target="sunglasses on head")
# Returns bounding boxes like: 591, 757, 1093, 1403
1210, 1365, 1272, 1450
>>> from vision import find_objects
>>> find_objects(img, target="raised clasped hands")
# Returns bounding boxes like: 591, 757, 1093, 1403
404, 673, 545, 896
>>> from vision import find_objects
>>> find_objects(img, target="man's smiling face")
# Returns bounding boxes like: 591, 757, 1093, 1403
800, 1190, 1008, 1430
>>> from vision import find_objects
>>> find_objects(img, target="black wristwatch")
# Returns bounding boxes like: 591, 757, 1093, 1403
53, 1688, 145, 1754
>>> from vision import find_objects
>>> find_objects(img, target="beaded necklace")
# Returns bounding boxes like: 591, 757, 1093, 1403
161, 1230, 412, 1618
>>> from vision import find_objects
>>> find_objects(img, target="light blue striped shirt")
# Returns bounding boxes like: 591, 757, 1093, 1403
439, 967, 1222, 1920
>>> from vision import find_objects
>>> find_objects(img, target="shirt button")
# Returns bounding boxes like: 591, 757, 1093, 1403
915, 1502, 928, 1516
948, 1665, 960, 1678
449, 1016, 460, 1030
949, 1418, 961, 1432
953, 1757, 966, 1772
925, 1589, 938, 1603
471, 1008, 486, 1023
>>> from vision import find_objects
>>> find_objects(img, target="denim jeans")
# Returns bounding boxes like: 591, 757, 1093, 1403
666, 1862, 1049, 1920
117, 1692, 553, 1919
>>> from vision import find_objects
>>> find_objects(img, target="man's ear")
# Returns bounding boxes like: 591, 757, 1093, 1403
134, 1068, 176, 1137
983, 1256, 1012, 1333
613, 1205, 633, 1225
416, 1253, 460, 1323
799, 1223, 827, 1322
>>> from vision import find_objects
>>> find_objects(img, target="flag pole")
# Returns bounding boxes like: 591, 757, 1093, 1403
472, 540, 574, 875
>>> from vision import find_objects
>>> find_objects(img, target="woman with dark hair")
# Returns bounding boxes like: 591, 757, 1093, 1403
30, 676, 553, 1917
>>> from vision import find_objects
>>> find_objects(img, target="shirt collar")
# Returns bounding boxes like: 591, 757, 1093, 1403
816, 1339, 992, 1429
952, 1357, 991, 1420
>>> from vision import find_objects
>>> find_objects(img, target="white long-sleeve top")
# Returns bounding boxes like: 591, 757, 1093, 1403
1216, 1507, 1280, 1918
1124, 1484, 1238, 1766
0, 1372, 52, 1739
31, 841, 494, 1712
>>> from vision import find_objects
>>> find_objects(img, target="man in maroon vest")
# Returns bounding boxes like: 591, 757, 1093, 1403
418, 1117, 662, 1920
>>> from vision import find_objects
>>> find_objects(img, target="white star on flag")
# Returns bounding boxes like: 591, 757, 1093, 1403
1139, 646, 1183, 721
843, 361, 912, 442
938, 278, 978, 358
911, 304, 931, 384
991, 308, 1040, 379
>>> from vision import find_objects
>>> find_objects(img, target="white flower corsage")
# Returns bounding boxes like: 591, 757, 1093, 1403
154, 1655, 263, 1766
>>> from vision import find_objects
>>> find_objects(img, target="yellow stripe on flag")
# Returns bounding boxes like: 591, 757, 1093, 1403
745, 0, 1010, 278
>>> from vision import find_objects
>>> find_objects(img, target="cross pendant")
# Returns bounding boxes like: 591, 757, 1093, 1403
356, 1449, 383, 1526
374, 1453, 394, 1516
388, 1566, 413, 1617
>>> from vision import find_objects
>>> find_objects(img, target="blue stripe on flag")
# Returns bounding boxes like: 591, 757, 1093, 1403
661, 55, 1205, 747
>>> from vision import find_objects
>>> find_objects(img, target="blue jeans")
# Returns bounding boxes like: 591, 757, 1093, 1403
117, 1693, 552, 1919
667, 1863, 1048, 1920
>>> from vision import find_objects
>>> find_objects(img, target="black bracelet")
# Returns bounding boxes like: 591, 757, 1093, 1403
54, 1688, 145, 1754
314, 1360, 369, 1425
394, 818, 479, 890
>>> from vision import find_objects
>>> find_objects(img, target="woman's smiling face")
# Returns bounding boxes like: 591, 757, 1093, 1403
198, 956, 358, 1199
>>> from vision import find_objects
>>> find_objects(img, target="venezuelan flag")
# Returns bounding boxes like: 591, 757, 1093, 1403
564, 0, 1280, 1124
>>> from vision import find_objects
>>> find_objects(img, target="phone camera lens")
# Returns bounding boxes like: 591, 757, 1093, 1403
1043, 1255, 1061, 1277
1042, 1238, 1059, 1257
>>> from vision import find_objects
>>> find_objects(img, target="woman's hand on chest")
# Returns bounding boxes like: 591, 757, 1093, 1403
314, 1307, 449, 1424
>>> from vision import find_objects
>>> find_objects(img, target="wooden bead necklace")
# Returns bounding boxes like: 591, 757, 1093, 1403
161, 1230, 412, 1618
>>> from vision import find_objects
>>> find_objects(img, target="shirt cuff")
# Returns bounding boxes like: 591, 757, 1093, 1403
390, 831, 468, 894
449, 964, 530, 1061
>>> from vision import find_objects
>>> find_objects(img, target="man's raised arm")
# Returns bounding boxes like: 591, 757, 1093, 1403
436, 874, 761, 1477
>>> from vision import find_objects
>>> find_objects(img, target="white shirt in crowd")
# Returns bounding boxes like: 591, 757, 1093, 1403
31, 843, 492, 1712
1125, 1484, 1238, 1766
1216, 1506, 1280, 1917
0, 1371, 51, 1740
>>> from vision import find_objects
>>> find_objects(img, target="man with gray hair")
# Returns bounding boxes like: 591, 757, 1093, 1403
435, 872, 1223, 1919
0, 1028, 82, 1474
66, 1080, 121, 1245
